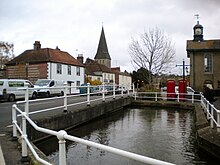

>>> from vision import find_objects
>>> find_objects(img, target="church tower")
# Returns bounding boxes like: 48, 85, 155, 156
94, 26, 111, 68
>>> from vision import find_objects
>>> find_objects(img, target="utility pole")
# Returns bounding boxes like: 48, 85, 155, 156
176, 59, 191, 93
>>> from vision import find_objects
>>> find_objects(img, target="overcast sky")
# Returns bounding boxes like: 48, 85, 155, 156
1, 0, 220, 74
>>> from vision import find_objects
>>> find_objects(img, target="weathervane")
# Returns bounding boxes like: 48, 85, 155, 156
194, 14, 200, 23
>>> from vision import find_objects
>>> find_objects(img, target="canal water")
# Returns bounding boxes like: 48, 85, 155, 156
37, 107, 219, 165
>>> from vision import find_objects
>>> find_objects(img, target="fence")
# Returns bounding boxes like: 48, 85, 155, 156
11, 84, 220, 164
12, 83, 175, 165
133, 91, 220, 132
200, 95, 220, 132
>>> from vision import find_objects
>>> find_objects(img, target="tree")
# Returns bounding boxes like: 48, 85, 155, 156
132, 67, 150, 86
0, 41, 14, 69
129, 28, 175, 84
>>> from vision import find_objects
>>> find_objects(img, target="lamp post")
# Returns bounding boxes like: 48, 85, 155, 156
176, 59, 191, 93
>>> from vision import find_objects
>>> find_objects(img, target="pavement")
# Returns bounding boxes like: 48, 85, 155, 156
0, 126, 30, 165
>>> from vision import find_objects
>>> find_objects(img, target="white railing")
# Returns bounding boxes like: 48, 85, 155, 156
200, 94, 220, 132
12, 84, 220, 164
12, 83, 175, 165
133, 91, 201, 103
134, 91, 220, 132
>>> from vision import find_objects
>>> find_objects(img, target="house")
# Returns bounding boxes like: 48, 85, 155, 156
111, 67, 132, 89
6, 41, 85, 93
84, 58, 115, 84
187, 20, 220, 91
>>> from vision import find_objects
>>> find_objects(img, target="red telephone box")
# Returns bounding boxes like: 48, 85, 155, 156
178, 79, 187, 101
167, 79, 175, 99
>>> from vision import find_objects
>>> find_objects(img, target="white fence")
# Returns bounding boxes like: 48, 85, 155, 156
11, 84, 220, 164
12, 84, 175, 165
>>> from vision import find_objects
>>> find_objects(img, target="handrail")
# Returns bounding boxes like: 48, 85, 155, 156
13, 103, 175, 165
12, 84, 220, 164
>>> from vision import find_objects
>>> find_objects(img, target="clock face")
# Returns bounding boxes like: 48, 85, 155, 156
195, 28, 202, 35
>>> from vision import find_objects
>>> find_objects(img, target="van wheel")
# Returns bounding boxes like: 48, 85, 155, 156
45, 92, 50, 98
32, 92, 37, 99
60, 91, 64, 96
8, 94, 15, 102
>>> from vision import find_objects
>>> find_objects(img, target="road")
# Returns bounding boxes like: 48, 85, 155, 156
0, 94, 120, 132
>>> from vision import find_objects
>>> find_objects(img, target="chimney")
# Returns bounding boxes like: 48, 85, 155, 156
77, 54, 84, 64
56, 46, 60, 51
34, 41, 41, 50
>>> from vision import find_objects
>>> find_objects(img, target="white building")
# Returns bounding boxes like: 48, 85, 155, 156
6, 41, 85, 94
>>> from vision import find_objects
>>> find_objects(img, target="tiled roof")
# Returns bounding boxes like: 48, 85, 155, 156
6, 48, 84, 67
94, 27, 111, 60
187, 40, 220, 51
85, 58, 113, 75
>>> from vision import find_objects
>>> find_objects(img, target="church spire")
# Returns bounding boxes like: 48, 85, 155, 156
94, 26, 111, 68
95, 26, 111, 60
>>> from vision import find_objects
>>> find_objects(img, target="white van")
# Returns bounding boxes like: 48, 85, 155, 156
34, 79, 64, 97
0, 79, 37, 102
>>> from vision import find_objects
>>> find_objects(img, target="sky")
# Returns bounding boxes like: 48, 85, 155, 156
1, 0, 220, 75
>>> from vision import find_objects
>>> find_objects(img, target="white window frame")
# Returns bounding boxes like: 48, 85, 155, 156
68, 65, 71, 75
76, 67, 80, 76
204, 53, 213, 73
57, 63, 62, 74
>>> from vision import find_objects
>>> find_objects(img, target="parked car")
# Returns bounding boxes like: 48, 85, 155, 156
0, 79, 37, 102
175, 86, 195, 95
34, 79, 64, 97
116, 86, 128, 94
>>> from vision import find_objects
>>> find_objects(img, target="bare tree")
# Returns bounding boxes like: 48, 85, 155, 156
129, 28, 175, 84
0, 41, 14, 69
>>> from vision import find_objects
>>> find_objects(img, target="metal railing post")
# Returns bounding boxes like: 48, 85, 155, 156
87, 83, 90, 106
57, 130, 67, 165
127, 85, 130, 96
192, 93, 194, 103
64, 83, 68, 112
135, 92, 137, 100
113, 83, 115, 99
177, 93, 179, 102
12, 104, 17, 140
102, 83, 105, 102
25, 86, 29, 116
217, 111, 220, 132
210, 104, 214, 128
155, 92, 158, 101
206, 101, 210, 119
21, 112, 28, 162
121, 85, 124, 98
133, 83, 135, 95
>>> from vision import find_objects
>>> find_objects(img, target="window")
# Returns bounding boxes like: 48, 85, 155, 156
8, 81, 24, 87
204, 53, 213, 73
57, 64, 62, 74
76, 81, 80, 89
68, 65, 71, 75
76, 67, 80, 76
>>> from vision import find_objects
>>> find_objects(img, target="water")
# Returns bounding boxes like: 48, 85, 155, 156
37, 107, 219, 165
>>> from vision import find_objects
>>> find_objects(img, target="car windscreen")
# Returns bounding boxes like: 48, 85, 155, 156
35, 80, 51, 86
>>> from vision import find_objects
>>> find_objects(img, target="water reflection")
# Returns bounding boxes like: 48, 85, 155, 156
37, 107, 219, 165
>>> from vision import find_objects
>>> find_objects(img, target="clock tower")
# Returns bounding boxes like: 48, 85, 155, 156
193, 15, 203, 42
